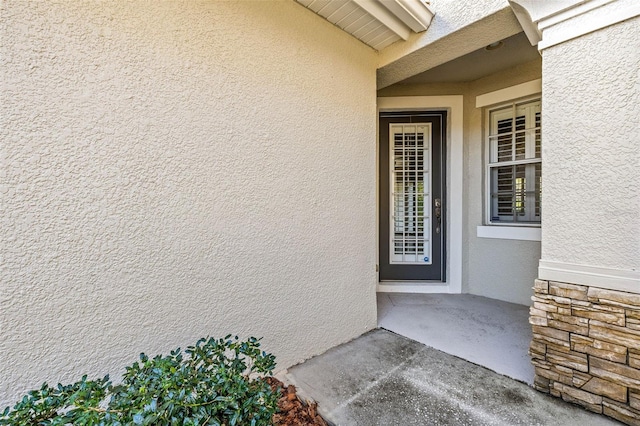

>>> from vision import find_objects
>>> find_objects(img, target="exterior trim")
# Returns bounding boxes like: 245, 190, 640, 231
538, 0, 640, 50
508, 0, 541, 45
377, 95, 463, 294
509, 0, 640, 50
475, 79, 541, 108
538, 0, 615, 30
538, 260, 640, 293
477, 225, 541, 241
373, 0, 435, 33
353, 0, 412, 40
295, 0, 434, 50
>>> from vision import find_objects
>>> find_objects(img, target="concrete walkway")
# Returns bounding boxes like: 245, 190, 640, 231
284, 329, 619, 425
378, 293, 534, 384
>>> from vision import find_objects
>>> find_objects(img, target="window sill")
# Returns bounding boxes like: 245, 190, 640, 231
476, 225, 541, 241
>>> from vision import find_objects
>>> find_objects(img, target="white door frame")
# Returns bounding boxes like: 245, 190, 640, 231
377, 96, 463, 294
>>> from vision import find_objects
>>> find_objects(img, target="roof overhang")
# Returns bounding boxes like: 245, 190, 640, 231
294, 0, 435, 51
509, 0, 640, 50
377, 7, 524, 89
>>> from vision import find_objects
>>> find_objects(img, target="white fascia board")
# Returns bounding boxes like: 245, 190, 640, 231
508, 0, 542, 45
510, 0, 586, 24
537, 0, 615, 30
353, 0, 413, 40
379, 0, 435, 33
509, 0, 640, 50
538, 0, 640, 50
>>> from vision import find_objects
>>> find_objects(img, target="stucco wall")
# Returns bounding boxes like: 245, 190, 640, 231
378, 59, 542, 305
541, 17, 640, 272
466, 60, 542, 306
0, 1, 377, 407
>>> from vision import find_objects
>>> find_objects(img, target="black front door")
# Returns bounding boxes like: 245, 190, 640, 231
379, 111, 446, 281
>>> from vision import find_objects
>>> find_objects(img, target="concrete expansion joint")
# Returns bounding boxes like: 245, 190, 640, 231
334, 347, 427, 412
286, 329, 616, 425
282, 345, 433, 423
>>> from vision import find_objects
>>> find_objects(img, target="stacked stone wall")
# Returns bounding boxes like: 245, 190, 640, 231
530, 280, 640, 425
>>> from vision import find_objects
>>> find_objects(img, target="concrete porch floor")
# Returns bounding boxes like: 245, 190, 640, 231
284, 329, 618, 425
377, 293, 534, 384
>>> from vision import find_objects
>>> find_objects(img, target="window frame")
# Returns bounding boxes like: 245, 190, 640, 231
484, 95, 542, 228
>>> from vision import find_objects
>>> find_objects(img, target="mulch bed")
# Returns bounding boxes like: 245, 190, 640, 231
266, 377, 328, 426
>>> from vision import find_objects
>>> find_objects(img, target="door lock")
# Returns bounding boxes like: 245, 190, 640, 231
434, 198, 442, 234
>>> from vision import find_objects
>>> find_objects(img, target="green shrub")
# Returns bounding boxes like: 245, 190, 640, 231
1, 336, 279, 425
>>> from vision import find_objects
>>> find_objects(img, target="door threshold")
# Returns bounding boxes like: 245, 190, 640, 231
377, 281, 450, 293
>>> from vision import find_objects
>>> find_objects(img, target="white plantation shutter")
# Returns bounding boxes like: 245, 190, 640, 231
488, 99, 541, 224
390, 124, 432, 264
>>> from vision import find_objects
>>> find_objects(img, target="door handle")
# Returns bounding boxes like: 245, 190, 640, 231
434, 198, 442, 234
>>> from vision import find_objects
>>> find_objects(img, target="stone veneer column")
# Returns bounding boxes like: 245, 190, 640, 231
530, 280, 640, 425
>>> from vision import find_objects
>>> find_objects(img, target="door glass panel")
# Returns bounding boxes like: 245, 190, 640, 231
390, 124, 431, 264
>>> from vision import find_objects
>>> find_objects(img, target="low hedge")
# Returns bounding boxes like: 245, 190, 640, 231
1, 336, 279, 425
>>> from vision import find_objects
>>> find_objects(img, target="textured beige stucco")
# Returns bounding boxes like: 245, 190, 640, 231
379, 59, 542, 306
540, 17, 640, 271
0, 1, 377, 406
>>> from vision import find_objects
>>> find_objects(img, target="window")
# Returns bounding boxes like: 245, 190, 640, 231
487, 99, 541, 225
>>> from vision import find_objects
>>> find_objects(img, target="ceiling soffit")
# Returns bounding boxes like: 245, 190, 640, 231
295, 0, 434, 51
376, 7, 524, 89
